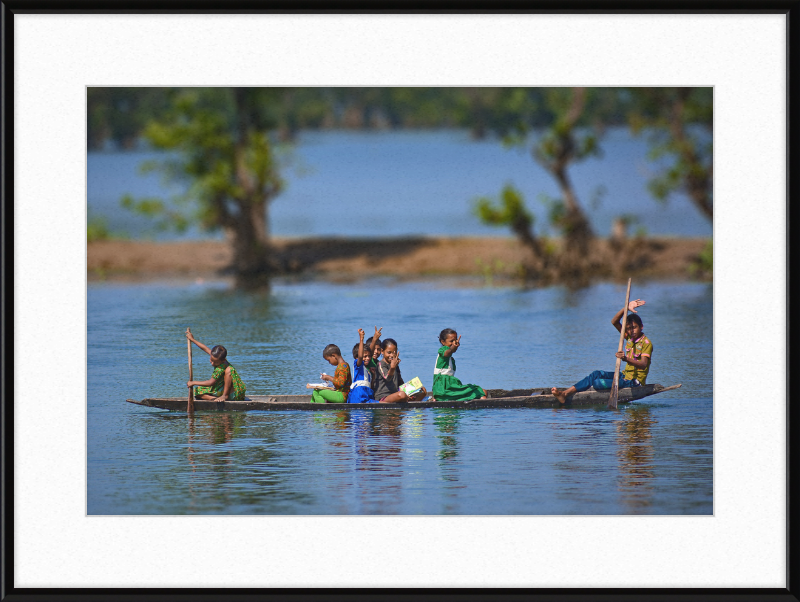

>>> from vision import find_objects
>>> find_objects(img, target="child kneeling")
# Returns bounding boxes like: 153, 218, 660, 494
185, 328, 247, 401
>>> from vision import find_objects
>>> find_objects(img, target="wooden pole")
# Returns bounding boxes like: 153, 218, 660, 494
187, 330, 194, 413
608, 278, 632, 409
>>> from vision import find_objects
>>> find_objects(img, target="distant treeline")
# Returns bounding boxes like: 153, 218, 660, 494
87, 87, 712, 150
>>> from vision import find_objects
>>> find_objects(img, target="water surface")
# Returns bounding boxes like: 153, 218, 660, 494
88, 279, 712, 515
87, 129, 712, 240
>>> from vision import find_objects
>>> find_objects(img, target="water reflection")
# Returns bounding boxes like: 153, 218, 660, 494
171, 411, 317, 513
185, 413, 242, 512
615, 405, 656, 512
366, 411, 405, 513
304, 409, 409, 513
433, 409, 464, 495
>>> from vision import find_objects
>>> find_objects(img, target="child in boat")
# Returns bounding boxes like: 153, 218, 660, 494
551, 299, 651, 404
431, 328, 486, 401
373, 338, 428, 403
349, 327, 381, 404
313, 344, 352, 403
185, 328, 247, 401
366, 332, 382, 362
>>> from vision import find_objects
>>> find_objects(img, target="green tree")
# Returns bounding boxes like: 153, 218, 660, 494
626, 87, 713, 220
473, 185, 547, 279
87, 87, 173, 150
480, 87, 605, 280
122, 88, 285, 286
530, 87, 599, 248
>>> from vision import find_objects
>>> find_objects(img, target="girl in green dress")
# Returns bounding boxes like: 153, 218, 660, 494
185, 328, 247, 401
431, 328, 486, 401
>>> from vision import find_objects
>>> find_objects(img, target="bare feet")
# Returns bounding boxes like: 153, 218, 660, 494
551, 387, 568, 404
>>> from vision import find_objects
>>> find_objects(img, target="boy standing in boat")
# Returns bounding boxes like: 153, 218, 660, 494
552, 299, 652, 404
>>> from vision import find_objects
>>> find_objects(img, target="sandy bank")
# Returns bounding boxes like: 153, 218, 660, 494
87, 236, 711, 284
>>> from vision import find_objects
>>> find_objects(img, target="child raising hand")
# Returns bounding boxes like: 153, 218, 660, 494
431, 328, 485, 401
185, 328, 247, 401
551, 299, 651, 404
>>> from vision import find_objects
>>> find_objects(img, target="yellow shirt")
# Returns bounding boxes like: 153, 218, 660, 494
622, 335, 653, 384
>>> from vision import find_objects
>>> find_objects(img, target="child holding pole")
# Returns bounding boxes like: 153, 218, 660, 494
185, 328, 247, 401
551, 299, 651, 404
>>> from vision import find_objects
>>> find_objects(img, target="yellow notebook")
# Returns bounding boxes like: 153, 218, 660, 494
399, 377, 423, 396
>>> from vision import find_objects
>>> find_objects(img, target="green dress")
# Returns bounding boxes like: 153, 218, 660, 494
431, 345, 484, 401
195, 361, 247, 400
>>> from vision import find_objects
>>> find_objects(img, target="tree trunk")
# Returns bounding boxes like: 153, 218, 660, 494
670, 88, 713, 221
533, 87, 596, 281
228, 88, 276, 287
552, 165, 595, 247
228, 200, 272, 287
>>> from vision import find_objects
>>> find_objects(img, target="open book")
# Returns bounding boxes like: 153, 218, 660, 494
306, 383, 334, 390
399, 377, 423, 397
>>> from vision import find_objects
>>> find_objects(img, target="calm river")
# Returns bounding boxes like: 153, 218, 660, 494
87, 278, 712, 515
88, 128, 712, 240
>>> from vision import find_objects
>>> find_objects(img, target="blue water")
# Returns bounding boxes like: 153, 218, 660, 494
87, 278, 712, 515
87, 129, 712, 240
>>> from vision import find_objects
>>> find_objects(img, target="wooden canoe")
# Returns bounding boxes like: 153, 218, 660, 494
126, 383, 681, 411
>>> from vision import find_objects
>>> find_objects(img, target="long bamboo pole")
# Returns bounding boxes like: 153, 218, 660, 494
608, 278, 632, 409
187, 329, 194, 413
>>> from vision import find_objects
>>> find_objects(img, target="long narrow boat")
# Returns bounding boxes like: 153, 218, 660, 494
126, 383, 681, 411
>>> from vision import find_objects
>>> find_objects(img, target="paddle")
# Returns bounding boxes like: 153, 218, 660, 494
187, 328, 194, 413
608, 278, 632, 409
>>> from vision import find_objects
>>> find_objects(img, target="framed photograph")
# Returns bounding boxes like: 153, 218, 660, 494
3, 3, 792, 598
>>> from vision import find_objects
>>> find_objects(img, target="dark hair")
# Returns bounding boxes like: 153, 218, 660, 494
366, 336, 381, 348
439, 328, 457, 343
626, 314, 643, 329
352, 342, 372, 359
323, 344, 341, 358
210, 345, 227, 361
382, 338, 398, 350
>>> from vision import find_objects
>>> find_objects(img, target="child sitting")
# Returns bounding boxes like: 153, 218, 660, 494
349, 327, 380, 404
185, 328, 247, 401
552, 299, 651, 404
373, 338, 428, 403
431, 328, 486, 401
366, 331, 382, 363
312, 344, 352, 403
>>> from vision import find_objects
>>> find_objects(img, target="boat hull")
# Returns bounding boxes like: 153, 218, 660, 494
126, 384, 681, 411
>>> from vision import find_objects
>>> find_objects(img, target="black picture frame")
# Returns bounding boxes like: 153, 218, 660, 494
1, 2, 795, 600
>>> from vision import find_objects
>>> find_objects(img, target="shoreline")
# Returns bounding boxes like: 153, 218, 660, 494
87, 236, 712, 284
